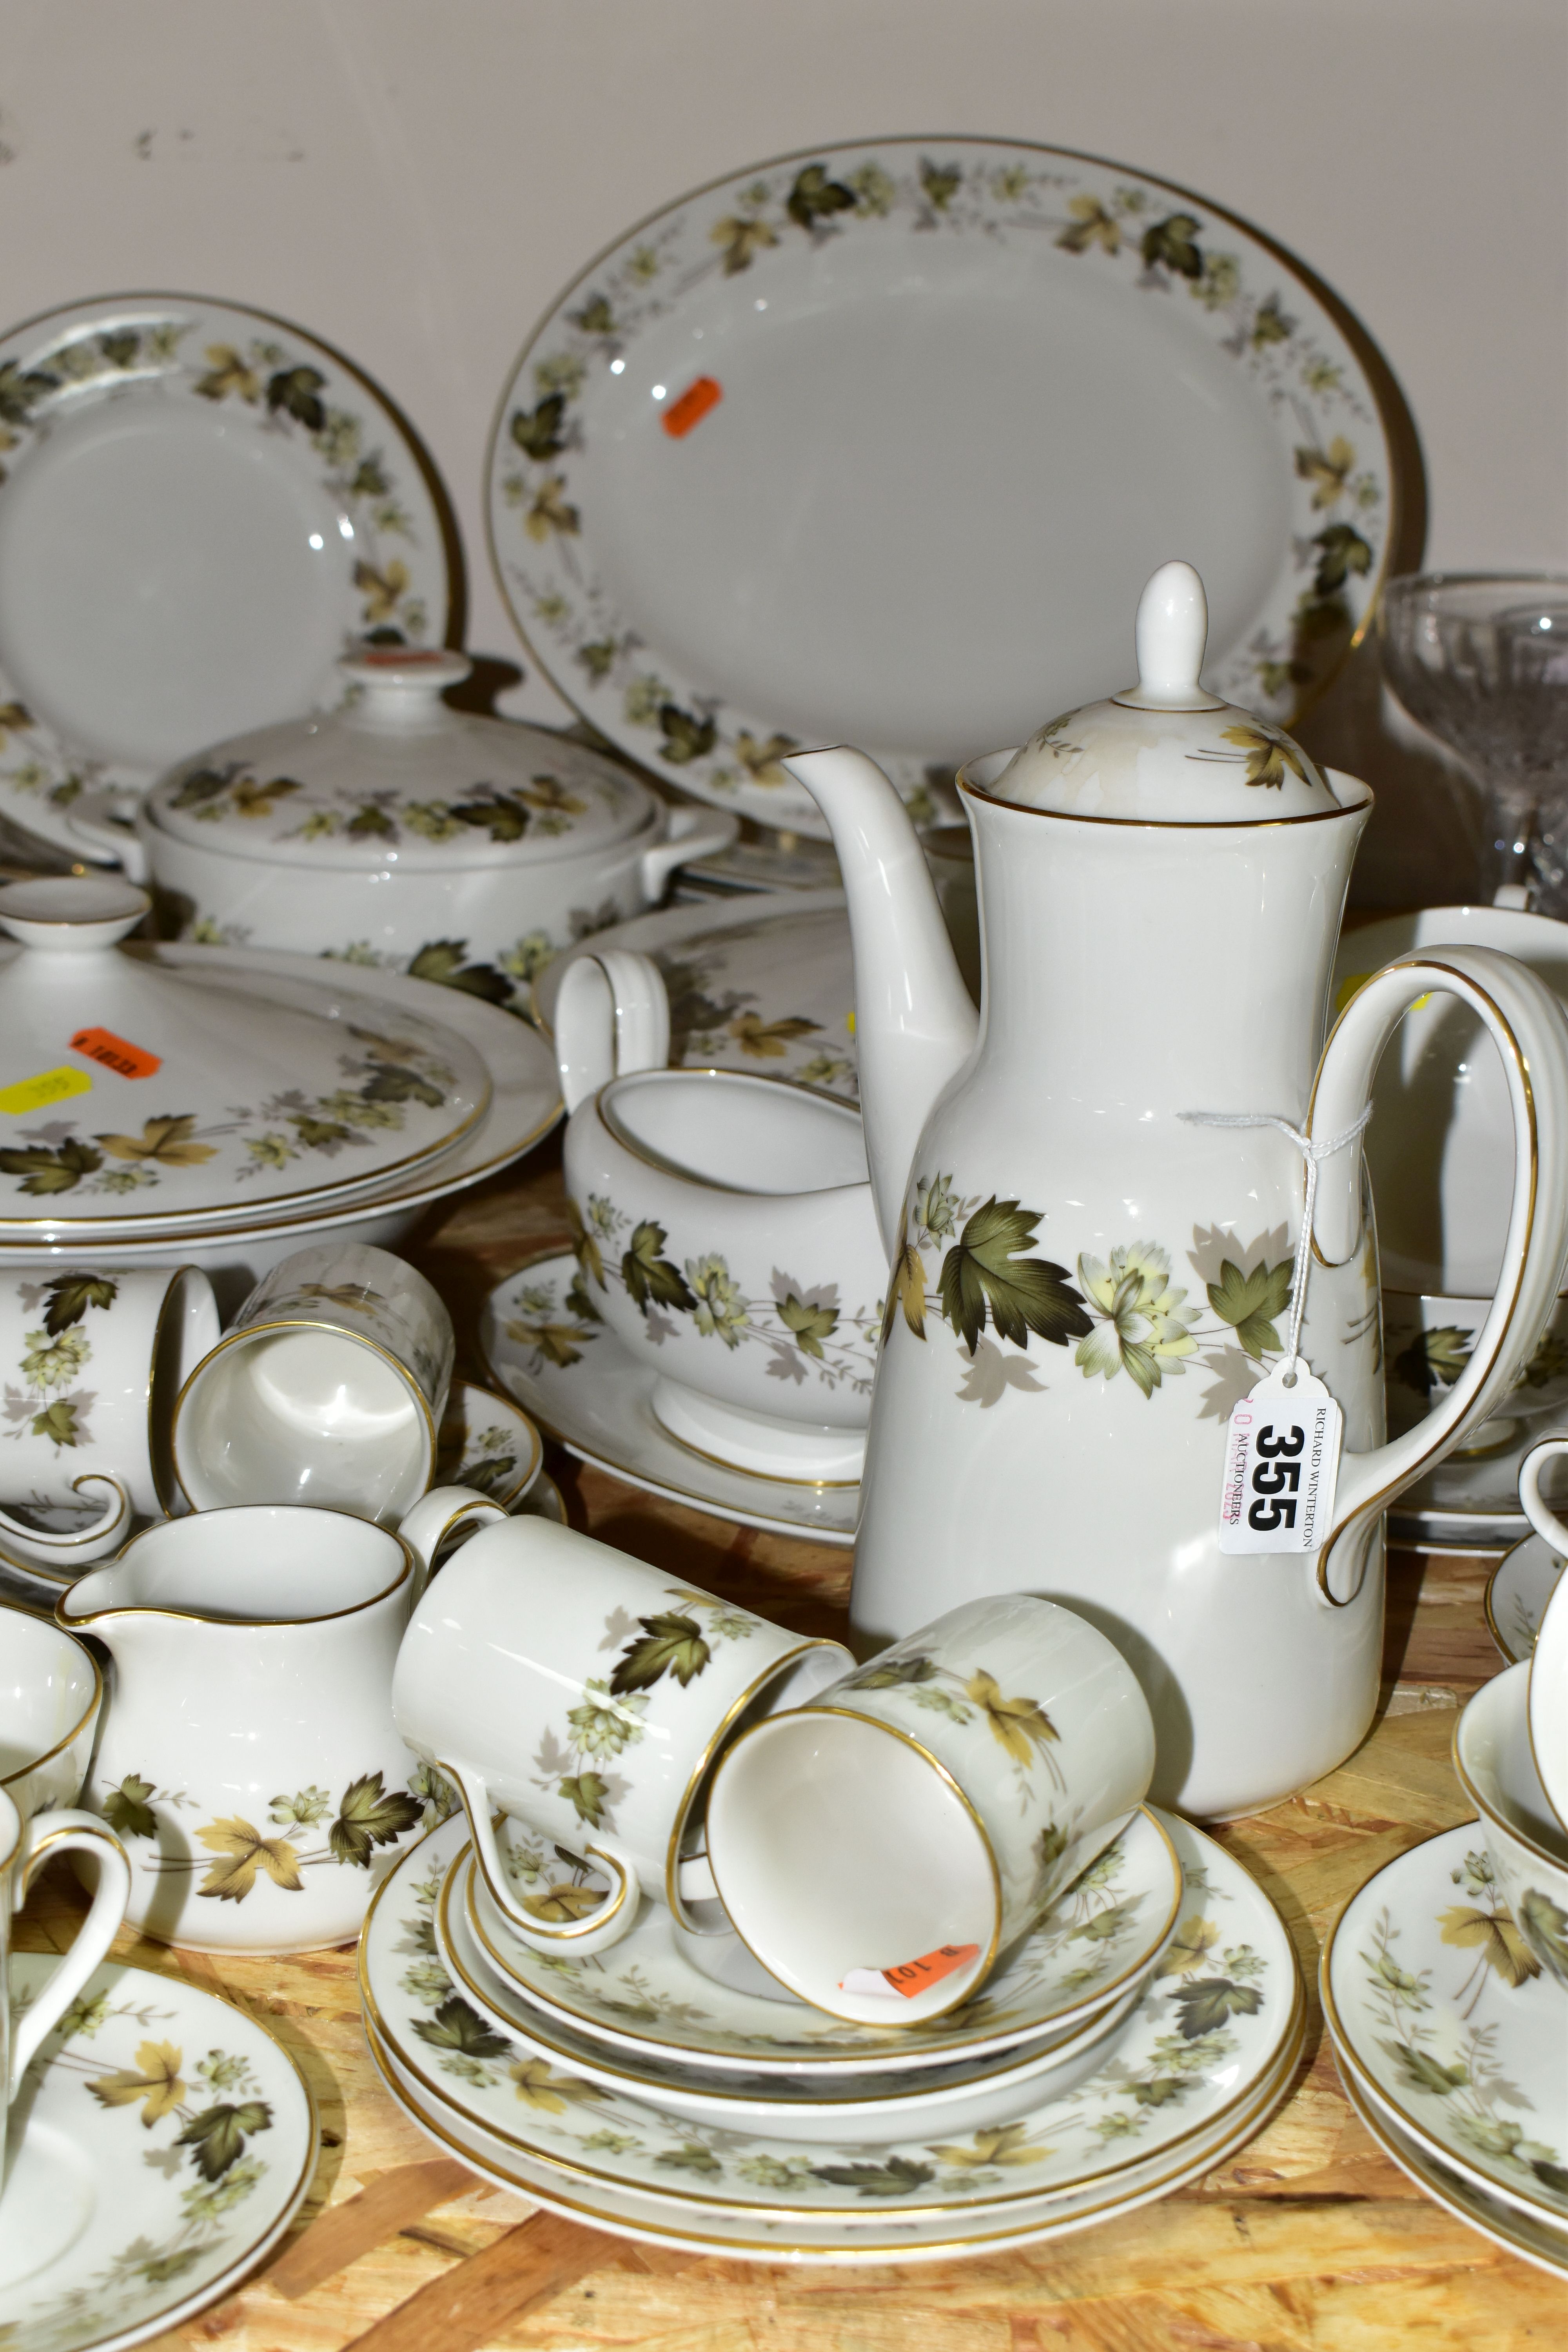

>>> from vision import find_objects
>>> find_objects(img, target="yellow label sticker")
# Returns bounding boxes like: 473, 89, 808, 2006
1335, 972, 1430, 1016
0, 1065, 93, 1117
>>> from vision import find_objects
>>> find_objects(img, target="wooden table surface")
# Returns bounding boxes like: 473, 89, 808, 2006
19, 1136, 1565, 2352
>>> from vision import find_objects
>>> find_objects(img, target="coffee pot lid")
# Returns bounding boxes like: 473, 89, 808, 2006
980, 562, 1336, 820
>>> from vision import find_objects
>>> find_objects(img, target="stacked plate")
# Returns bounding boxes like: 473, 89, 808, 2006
362, 1805, 1302, 2262
1323, 1824, 1568, 2280
0, 877, 559, 1297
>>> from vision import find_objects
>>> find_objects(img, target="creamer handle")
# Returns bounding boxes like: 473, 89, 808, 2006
554, 949, 670, 1114
1311, 946, 1568, 1604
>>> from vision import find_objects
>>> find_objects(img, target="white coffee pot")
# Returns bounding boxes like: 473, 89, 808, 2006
784, 562, 1568, 1818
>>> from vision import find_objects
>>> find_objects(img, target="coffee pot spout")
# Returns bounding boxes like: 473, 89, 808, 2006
783, 747, 978, 1253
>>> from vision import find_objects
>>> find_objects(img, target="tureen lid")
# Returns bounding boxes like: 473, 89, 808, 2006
146, 650, 656, 871
0, 877, 491, 1227
978, 563, 1336, 820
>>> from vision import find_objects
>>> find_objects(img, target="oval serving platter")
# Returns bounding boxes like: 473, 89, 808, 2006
487, 136, 1419, 836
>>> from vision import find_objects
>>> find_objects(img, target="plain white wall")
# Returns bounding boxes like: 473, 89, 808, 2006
2, 0, 1564, 895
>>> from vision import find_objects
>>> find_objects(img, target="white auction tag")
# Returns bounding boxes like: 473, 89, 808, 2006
1217, 1367, 1343, 1555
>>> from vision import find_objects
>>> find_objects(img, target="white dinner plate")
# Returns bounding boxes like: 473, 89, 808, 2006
0, 292, 460, 858
487, 137, 1416, 837
361, 1807, 1300, 2256
534, 889, 857, 1099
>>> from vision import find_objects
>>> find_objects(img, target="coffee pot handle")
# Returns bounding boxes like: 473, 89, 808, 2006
443, 1759, 643, 1959
1310, 945, 1568, 1604
554, 950, 670, 1115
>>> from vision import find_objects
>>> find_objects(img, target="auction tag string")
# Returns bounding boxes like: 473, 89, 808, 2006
1178, 1104, 1372, 1556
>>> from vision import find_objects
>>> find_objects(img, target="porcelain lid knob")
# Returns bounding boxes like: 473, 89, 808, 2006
339, 646, 473, 733
1116, 561, 1226, 713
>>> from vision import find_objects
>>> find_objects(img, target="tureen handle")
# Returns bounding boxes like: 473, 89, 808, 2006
637, 805, 739, 899
64, 789, 151, 882
1309, 945, 1568, 1604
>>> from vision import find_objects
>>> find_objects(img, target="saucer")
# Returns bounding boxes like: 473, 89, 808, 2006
0, 1951, 314, 2350
425, 1804, 1176, 2079
438, 1844, 1143, 2144
481, 1253, 858, 1544
360, 1807, 1296, 2243
1323, 1822, 1568, 2230
367, 2006, 1302, 2261
434, 1380, 543, 1508
1486, 1534, 1562, 1664
439, 1839, 1143, 2139
1339, 2065, 1568, 2281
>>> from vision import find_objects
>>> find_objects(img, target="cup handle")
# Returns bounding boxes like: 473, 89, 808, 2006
554, 950, 671, 1114
444, 1760, 641, 1959
1310, 946, 1568, 1604
0, 1476, 132, 1567
398, 1485, 508, 1604
1519, 1437, 1568, 1559
9, 1813, 131, 2097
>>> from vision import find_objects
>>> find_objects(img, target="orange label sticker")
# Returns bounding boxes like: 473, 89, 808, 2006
70, 1027, 162, 1080
0, 1065, 93, 1117
662, 375, 722, 439
841, 1943, 981, 2000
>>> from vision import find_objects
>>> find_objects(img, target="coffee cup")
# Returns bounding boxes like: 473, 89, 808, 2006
0, 1262, 217, 1566
1452, 1660, 1568, 1989
0, 1603, 102, 1818
1385, 1292, 1568, 1457
705, 1594, 1156, 2023
392, 1506, 853, 1957
171, 1241, 453, 1522
0, 1786, 130, 2114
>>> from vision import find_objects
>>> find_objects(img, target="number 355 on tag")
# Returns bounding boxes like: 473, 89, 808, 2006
1217, 1369, 1343, 1555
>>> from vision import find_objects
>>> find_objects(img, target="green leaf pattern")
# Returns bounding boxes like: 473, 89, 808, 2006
890, 1176, 1308, 1409
1357, 1864, 1568, 2201
573, 1191, 880, 1399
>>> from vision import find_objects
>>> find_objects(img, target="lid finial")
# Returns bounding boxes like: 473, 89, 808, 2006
1117, 561, 1227, 713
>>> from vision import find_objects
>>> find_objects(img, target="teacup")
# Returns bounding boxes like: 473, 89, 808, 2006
705, 1594, 1156, 2023
1384, 1292, 1568, 1457
57, 1485, 490, 1952
171, 1241, 454, 1522
392, 1504, 854, 1957
0, 1604, 102, 1817
0, 1786, 131, 2117
0, 1263, 217, 1566
1515, 1437, 1568, 1832
1452, 1660, 1568, 1990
